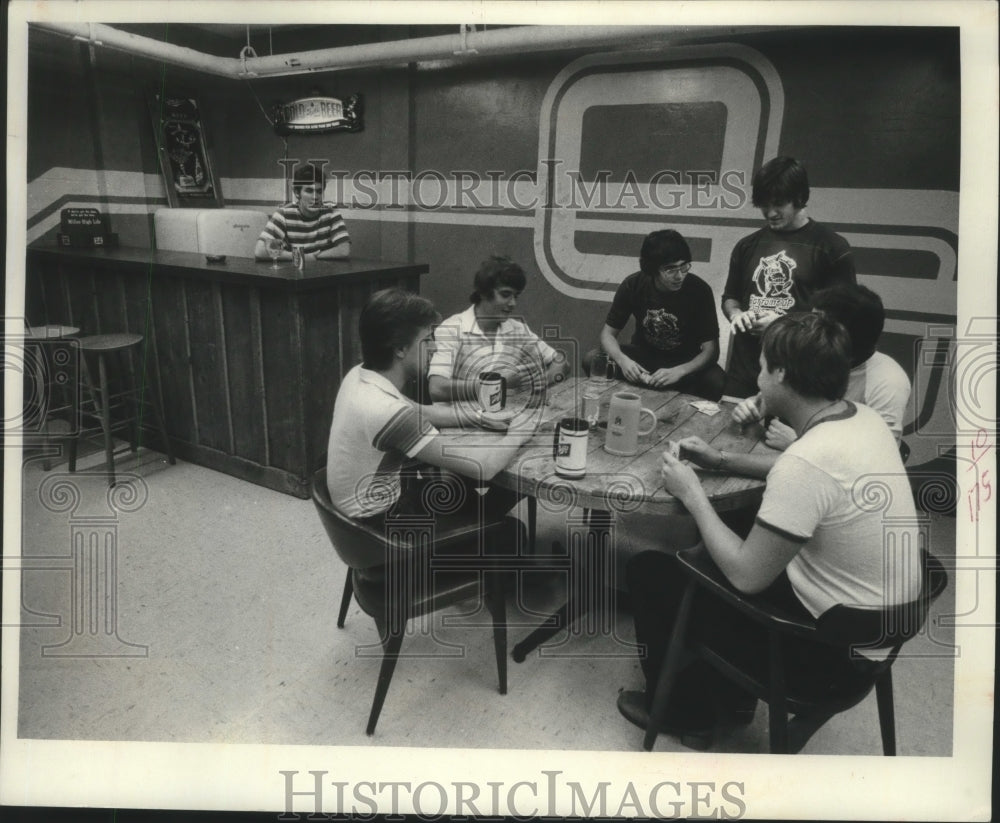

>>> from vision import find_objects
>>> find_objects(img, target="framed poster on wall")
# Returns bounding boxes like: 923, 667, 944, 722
148, 91, 224, 208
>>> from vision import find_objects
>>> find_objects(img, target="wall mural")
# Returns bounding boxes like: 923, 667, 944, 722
531, 43, 959, 463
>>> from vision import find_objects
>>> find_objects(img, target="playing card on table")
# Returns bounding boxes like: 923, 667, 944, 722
689, 400, 722, 416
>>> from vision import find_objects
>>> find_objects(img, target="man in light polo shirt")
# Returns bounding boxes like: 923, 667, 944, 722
427, 256, 569, 403
326, 288, 537, 526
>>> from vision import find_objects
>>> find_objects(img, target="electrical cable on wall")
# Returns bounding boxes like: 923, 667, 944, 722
237, 26, 289, 200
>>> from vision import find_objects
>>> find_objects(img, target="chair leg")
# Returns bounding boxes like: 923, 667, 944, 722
644, 579, 697, 751
337, 572, 354, 628
875, 670, 897, 755
526, 496, 537, 554
39, 362, 54, 472
767, 631, 789, 754
67, 366, 79, 472
485, 571, 508, 695
121, 350, 140, 453
72, 352, 103, 474
366, 629, 405, 736
95, 353, 117, 487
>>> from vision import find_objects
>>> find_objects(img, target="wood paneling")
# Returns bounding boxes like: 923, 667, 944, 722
27, 246, 426, 497
185, 279, 233, 452
220, 284, 268, 466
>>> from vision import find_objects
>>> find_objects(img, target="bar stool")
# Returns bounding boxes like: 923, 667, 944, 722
70, 332, 175, 486
25, 324, 80, 340
24, 324, 80, 469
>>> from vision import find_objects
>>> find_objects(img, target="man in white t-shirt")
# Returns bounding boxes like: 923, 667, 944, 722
731, 283, 911, 452
823, 284, 911, 440
427, 256, 569, 403
617, 312, 922, 749
326, 288, 539, 525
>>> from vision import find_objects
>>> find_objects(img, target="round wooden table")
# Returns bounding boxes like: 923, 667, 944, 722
443, 375, 771, 515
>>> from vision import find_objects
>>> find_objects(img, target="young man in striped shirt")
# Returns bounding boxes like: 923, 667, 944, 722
255, 163, 351, 262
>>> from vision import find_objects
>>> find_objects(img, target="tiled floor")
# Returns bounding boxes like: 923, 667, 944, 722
15, 447, 955, 755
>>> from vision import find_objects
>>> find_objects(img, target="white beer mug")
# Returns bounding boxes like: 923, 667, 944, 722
604, 391, 657, 456
553, 417, 589, 478
478, 371, 507, 414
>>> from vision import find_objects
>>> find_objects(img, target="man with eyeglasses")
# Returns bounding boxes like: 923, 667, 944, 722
588, 229, 725, 400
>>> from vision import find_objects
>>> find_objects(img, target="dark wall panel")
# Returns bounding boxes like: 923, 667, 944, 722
412, 58, 553, 177
748, 27, 960, 190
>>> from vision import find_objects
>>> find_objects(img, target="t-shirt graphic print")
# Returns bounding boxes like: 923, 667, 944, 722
749, 250, 797, 315
641, 308, 683, 351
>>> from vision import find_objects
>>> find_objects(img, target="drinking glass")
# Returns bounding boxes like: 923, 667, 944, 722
582, 383, 602, 429
591, 351, 614, 384
266, 237, 284, 269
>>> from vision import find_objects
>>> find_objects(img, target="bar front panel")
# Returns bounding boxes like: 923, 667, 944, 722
26, 246, 426, 497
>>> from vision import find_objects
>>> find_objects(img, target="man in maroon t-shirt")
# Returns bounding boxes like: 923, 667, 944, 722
722, 157, 856, 397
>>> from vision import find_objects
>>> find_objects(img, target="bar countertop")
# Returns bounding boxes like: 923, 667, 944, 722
27, 243, 428, 291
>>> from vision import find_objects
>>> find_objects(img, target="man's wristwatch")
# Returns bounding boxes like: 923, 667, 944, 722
714, 450, 728, 470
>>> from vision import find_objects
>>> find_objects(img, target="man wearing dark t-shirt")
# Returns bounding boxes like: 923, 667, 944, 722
587, 229, 725, 401
722, 156, 856, 397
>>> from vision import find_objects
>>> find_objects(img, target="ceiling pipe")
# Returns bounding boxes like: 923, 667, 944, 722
31, 21, 740, 80
230, 25, 722, 78
34, 22, 240, 78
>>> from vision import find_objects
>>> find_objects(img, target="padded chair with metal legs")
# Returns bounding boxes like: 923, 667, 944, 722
643, 545, 948, 754
336, 574, 354, 629
333, 465, 534, 628
311, 470, 511, 735
70, 333, 174, 485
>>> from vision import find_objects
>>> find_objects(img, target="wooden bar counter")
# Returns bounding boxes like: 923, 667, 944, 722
26, 244, 428, 498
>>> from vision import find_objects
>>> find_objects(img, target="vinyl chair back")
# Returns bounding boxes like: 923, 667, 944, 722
310, 469, 509, 735
644, 546, 947, 754
312, 469, 389, 630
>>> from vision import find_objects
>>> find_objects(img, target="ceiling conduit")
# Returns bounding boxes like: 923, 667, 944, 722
31, 21, 741, 79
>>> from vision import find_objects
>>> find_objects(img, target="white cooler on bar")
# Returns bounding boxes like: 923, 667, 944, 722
153, 208, 269, 258
196, 209, 269, 258
153, 209, 201, 253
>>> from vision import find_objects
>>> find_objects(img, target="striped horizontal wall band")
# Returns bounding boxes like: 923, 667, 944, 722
25, 169, 959, 332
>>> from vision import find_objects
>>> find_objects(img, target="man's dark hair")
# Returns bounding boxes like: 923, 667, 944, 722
292, 163, 325, 195
761, 312, 851, 400
752, 156, 810, 209
360, 288, 440, 371
639, 229, 692, 278
811, 284, 885, 367
469, 256, 527, 304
